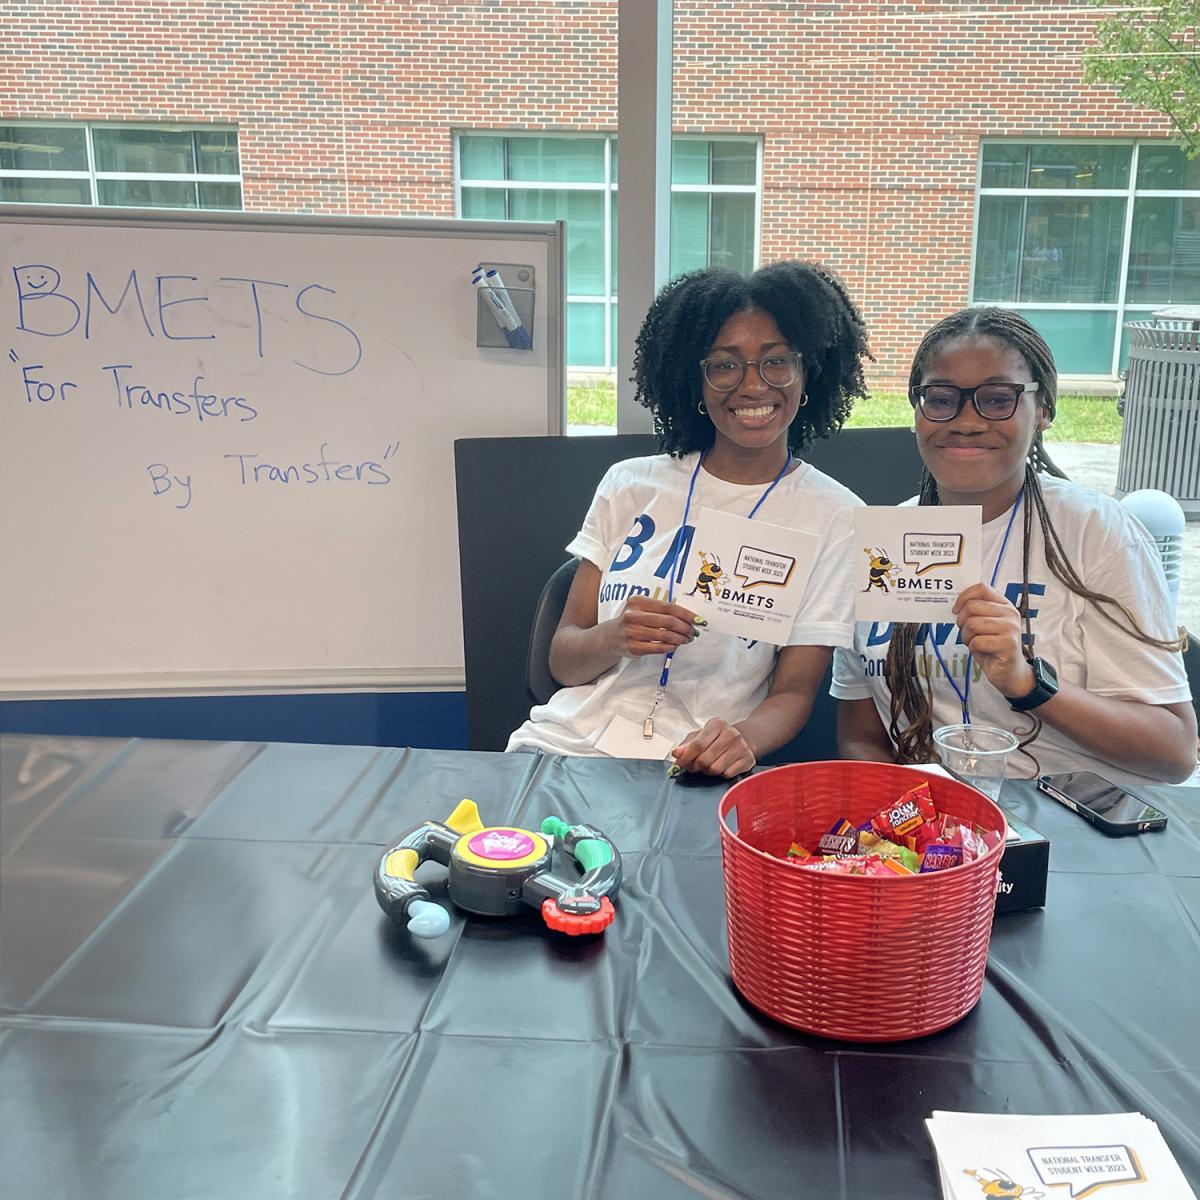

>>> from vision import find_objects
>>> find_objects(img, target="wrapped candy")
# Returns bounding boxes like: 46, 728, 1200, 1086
870, 781, 937, 841
858, 830, 921, 874
919, 844, 964, 873
815, 818, 860, 858
778, 779, 998, 878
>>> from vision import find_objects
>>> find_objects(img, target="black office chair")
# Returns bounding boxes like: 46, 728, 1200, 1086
526, 557, 580, 705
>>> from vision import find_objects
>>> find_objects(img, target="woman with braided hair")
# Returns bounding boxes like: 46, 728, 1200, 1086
508, 261, 871, 776
834, 307, 1196, 785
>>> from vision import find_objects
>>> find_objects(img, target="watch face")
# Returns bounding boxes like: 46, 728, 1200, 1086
1012, 658, 1057, 710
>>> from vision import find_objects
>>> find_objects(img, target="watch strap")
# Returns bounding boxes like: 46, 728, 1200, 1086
1008, 657, 1058, 712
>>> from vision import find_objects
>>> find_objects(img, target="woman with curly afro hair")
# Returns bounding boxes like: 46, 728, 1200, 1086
507, 261, 873, 777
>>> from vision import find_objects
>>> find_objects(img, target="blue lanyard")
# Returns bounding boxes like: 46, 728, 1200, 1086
928, 486, 1024, 725
645, 450, 792, 736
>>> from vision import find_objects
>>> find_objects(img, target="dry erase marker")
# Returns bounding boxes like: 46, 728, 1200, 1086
472, 270, 529, 348
473, 270, 527, 348
484, 269, 521, 325
473, 270, 518, 330
483, 269, 532, 347
472, 269, 511, 328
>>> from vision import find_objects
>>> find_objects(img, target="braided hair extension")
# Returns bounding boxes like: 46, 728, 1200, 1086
883, 307, 1187, 767
631, 260, 872, 456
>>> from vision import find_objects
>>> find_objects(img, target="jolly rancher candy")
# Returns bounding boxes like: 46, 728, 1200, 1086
870, 780, 937, 841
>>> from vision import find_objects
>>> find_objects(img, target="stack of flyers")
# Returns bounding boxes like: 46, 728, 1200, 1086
926, 1110, 1195, 1199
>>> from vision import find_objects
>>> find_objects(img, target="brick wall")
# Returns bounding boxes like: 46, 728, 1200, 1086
2, 1, 1175, 383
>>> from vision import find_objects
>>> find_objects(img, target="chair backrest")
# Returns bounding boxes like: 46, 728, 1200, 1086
455, 427, 923, 752
526, 557, 581, 706
456, 434, 657, 751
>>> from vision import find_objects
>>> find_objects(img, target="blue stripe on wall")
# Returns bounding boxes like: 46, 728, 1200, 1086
0, 692, 468, 750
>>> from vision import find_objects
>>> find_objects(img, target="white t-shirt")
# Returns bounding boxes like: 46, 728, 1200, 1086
508, 452, 863, 757
831, 475, 1191, 786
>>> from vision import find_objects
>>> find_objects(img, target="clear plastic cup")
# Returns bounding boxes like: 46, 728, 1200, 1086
932, 724, 1019, 802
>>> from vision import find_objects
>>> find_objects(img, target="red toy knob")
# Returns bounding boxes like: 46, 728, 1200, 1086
541, 896, 615, 936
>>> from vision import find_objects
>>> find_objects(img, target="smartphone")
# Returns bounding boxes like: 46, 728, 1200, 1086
1036, 771, 1168, 836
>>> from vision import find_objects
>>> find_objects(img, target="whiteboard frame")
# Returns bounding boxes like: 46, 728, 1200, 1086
0, 206, 565, 698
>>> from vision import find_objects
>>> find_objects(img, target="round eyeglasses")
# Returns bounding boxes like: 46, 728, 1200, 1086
699, 352, 802, 392
909, 381, 1040, 422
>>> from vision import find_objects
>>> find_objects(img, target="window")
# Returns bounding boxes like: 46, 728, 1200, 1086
0, 123, 242, 210
458, 133, 761, 368
972, 142, 1200, 375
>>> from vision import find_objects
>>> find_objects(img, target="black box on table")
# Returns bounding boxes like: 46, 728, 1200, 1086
994, 810, 1049, 915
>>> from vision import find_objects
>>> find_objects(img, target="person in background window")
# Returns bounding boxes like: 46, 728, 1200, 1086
834, 307, 1196, 785
508, 261, 871, 776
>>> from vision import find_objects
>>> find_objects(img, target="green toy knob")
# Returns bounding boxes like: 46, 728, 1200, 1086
540, 815, 615, 872
541, 815, 569, 840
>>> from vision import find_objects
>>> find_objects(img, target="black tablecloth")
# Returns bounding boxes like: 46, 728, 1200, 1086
1, 734, 1198, 1199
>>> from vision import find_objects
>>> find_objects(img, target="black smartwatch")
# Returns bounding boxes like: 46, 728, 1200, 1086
1007, 657, 1059, 711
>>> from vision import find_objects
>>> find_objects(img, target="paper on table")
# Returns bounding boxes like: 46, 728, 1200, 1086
927, 1110, 1196, 1200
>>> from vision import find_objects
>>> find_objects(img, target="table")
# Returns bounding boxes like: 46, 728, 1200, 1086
1, 734, 1198, 1199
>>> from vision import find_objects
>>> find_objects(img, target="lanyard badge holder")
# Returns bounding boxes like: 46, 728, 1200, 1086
642, 451, 792, 739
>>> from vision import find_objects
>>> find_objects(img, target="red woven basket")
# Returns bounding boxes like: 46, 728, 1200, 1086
718, 760, 1007, 1042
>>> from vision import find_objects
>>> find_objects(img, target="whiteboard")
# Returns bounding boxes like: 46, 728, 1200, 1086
0, 208, 563, 698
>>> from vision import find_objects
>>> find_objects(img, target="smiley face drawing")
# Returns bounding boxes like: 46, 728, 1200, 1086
14, 264, 59, 296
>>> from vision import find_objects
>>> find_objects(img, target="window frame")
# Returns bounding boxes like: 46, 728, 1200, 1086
970, 138, 1200, 378
456, 130, 763, 370
0, 120, 242, 211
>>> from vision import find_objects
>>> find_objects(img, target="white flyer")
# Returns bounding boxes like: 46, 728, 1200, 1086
680, 507, 819, 646
926, 1110, 1196, 1200
853, 505, 983, 623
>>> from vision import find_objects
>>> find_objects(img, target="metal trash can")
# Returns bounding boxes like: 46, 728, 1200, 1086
1116, 306, 1200, 518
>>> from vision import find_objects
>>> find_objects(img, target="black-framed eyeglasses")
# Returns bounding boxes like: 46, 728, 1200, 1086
699, 352, 802, 392
909, 381, 1040, 422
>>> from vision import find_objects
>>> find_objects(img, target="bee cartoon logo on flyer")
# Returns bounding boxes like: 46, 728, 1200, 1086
684, 506, 820, 646
854, 506, 982, 623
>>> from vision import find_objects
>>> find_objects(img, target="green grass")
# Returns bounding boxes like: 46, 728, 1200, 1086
1040, 395, 1124, 445
567, 379, 618, 426
567, 381, 1124, 445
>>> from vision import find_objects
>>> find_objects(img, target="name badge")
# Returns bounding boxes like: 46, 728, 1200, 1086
594, 714, 675, 760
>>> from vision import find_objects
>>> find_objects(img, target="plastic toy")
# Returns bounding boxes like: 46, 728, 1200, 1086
374, 799, 622, 938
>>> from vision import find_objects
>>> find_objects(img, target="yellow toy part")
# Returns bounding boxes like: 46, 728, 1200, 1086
443, 798, 486, 835
383, 847, 420, 882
